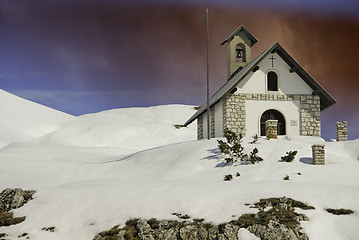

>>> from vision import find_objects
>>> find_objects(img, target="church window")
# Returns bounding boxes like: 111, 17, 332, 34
267, 71, 278, 91
235, 43, 246, 62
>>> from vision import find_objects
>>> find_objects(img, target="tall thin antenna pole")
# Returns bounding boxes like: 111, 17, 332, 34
206, 8, 210, 140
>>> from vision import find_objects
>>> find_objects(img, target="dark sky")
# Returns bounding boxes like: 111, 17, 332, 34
0, 0, 359, 139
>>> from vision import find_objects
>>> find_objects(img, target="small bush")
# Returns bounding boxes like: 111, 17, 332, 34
224, 174, 233, 181
217, 128, 263, 165
250, 134, 258, 144
0, 233, 6, 238
236, 172, 240, 177
266, 131, 275, 140
281, 151, 298, 162
248, 148, 263, 164
284, 175, 290, 180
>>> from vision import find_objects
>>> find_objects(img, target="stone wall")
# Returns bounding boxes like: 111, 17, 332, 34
312, 145, 325, 165
300, 95, 321, 136
244, 93, 321, 137
220, 93, 321, 137
210, 107, 215, 138
197, 115, 203, 140
222, 93, 246, 136
336, 121, 348, 141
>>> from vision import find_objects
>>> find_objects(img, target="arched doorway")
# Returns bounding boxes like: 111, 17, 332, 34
260, 109, 286, 136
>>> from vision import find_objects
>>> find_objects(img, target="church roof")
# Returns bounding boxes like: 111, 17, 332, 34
220, 25, 258, 47
183, 42, 336, 127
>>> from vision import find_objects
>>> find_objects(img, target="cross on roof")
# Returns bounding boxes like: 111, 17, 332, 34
269, 55, 276, 67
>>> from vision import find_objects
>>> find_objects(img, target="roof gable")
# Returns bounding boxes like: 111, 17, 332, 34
184, 42, 336, 126
220, 25, 258, 47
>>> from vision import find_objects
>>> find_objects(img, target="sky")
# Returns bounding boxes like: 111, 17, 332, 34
0, 0, 359, 139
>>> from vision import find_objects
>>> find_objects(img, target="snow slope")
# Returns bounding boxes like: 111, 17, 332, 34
0, 100, 358, 240
0, 90, 75, 148
37, 104, 197, 151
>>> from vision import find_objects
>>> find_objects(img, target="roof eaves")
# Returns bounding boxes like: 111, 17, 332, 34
220, 25, 258, 47
275, 43, 336, 110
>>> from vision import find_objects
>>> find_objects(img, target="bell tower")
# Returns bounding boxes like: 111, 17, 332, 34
221, 25, 258, 79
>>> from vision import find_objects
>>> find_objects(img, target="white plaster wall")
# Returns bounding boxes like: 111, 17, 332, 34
245, 100, 301, 136
214, 101, 223, 137
236, 53, 313, 95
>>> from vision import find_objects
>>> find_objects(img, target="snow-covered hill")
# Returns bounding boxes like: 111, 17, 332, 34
37, 104, 197, 151
0, 90, 75, 148
0, 92, 358, 240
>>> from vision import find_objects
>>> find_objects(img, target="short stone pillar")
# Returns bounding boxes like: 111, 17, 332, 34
265, 120, 278, 139
312, 145, 325, 165
336, 121, 348, 141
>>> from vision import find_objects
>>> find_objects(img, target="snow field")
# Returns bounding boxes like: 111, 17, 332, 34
0, 95, 358, 240
1, 136, 359, 240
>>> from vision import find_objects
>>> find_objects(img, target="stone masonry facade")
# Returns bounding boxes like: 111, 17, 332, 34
197, 115, 203, 140
222, 93, 246, 136
197, 93, 321, 139
210, 107, 215, 138
300, 95, 321, 136
312, 144, 325, 165
336, 121, 348, 141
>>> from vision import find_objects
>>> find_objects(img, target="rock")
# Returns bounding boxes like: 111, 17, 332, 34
221, 223, 239, 239
137, 219, 155, 240
93, 197, 313, 240
0, 188, 35, 212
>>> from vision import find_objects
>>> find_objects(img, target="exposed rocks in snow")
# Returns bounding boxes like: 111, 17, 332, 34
325, 208, 354, 215
0, 188, 35, 230
93, 219, 238, 240
41, 226, 56, 232
93, 197, 314, 240
0, 188, 35, 212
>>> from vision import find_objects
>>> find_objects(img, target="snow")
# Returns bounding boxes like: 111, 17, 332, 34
0, 90, 75, 148
0, 90, 358, 240
36, 104, 196, 150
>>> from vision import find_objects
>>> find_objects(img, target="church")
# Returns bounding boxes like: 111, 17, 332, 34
184, 26, 336, 139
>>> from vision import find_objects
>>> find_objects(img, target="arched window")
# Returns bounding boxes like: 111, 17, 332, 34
267, 71, 278, 91
235, 43, 246, 62
260, 109, 286, 136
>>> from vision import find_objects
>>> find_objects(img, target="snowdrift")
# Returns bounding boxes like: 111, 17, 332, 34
37, 104, 197, 151
0, 90, 75, 148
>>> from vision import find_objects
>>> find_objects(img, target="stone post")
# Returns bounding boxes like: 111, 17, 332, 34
336, 121, 348, 141
265, 120, 278, 139
312, 145, 325, 165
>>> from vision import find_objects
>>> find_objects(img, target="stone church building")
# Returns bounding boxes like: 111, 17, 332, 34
184, 26, 336, 139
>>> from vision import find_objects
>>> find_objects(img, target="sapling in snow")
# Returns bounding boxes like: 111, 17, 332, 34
217, 128, 263, 164
281, 151, 298, 162
224, 174, 233, 181
250, 134, 258, 144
